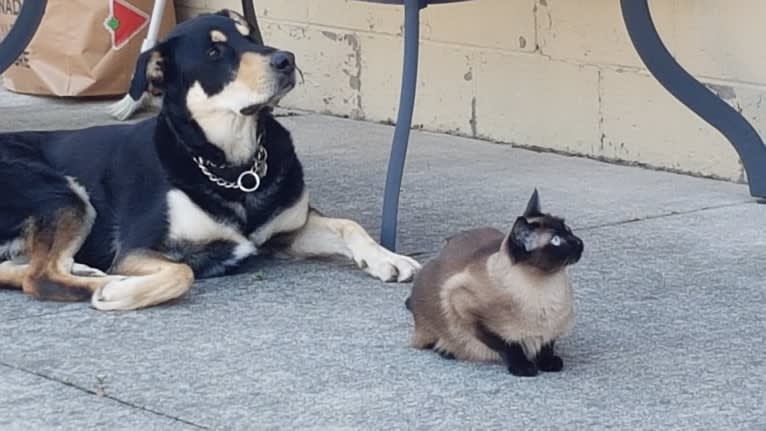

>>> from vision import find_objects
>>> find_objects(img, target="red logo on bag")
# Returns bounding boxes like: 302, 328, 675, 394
103, 0, 149, 50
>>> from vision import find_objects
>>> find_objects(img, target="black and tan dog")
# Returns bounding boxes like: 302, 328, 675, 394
0, 10, 420, 311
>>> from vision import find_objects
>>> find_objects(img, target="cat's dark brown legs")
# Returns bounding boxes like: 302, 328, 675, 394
436, 349, 455, 360
475, 322, 538, 377
535, 341, 564, 372
504, 343, 538, 377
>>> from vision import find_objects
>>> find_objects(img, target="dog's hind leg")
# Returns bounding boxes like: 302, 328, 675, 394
20, 179, 123, 301
276, 209, 421, 282
0, 159, 118, 300
91, 251, 194, 311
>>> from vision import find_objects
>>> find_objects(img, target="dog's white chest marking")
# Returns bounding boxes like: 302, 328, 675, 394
166, 190, 256, 262
186, 82, 259, 165
249, 191, 310, 246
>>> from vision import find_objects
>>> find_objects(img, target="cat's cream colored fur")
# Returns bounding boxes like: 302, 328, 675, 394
408, 227, 575, 362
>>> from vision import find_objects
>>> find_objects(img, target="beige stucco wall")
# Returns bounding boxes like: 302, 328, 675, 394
175, 0, 766, 183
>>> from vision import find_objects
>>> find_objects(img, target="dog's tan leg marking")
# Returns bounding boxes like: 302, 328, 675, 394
91, 252, 194, 311
281, 210, 421, 282
1, 179, 119, 300
0, 261, 27, 289
20, 209, 121, 302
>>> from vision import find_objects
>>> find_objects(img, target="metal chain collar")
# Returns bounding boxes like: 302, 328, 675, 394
193, 144, 268, 193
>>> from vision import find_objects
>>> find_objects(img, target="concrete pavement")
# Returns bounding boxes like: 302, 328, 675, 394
1, 89, 764, 430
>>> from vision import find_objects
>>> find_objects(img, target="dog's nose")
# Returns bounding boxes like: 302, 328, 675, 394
270, 51, 295, 73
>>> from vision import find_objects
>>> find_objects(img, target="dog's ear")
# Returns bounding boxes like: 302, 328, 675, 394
127, 39, 175, 101
213, 8, 263, 44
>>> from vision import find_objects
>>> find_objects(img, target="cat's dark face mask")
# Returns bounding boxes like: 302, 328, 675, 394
506, 189, 584, 272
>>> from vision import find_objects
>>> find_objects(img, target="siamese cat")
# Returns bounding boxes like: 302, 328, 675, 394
405, 189, 583, 377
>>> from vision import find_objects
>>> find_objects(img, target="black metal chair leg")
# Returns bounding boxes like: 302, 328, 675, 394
621, 0, 766, 198
380, 0, 425, 251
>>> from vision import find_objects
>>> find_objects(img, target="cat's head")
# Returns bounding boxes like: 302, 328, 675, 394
505, 189, 584, 272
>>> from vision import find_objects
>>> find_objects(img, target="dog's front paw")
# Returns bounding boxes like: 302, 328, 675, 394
359, 248, 421, 283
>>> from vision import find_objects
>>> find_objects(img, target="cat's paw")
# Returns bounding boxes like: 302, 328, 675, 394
508, 363, 538, 377
537, 355, 564, 372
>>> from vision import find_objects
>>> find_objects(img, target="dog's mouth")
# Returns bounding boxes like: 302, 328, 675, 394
240, 104, 264, 116
239, 71, 301, 116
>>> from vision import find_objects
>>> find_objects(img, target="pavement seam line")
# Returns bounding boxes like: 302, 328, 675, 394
395, 201, 757, 259
0, 360, 209, 430
579, 200, 756, 231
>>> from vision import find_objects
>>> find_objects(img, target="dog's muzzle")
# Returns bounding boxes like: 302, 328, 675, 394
240, 50, 297, 116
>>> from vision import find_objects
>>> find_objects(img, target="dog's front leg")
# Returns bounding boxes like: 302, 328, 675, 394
280, 209, 421, 282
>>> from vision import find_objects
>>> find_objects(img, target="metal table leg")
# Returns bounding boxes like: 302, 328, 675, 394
621, 0, 766, 199
241, 0, 264, 44
380, 0, 426, 251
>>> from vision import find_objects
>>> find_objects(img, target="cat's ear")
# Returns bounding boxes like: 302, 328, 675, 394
523, 189, 542, 217
507, 216, 536, 261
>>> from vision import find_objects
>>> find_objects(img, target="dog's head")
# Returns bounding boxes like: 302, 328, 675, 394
128, 9, 296, 118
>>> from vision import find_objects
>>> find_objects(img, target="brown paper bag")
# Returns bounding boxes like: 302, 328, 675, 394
0, 0, 176, 97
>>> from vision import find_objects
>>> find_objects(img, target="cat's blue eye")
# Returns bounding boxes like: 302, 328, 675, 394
551, 235, 561, 246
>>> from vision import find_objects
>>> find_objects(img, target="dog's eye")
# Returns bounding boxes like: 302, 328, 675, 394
207, 45, 223, 59
550, 235, 561, 246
